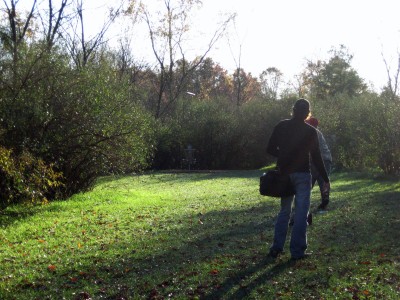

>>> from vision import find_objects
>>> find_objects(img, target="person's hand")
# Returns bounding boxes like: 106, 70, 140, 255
322, 182, 330, 194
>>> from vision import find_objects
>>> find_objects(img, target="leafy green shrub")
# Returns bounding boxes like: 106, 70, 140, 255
43, 64, 156, 196
311, 92, 399, 175
0, 47, 156, 198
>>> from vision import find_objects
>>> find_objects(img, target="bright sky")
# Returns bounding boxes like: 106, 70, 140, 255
31, 0, 400, 91
194, 0, 400, 90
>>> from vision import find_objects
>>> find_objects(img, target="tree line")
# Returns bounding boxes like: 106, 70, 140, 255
0, 0, 399, 209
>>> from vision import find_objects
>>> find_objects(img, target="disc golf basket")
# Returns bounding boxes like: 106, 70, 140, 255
181, 144, 197, 171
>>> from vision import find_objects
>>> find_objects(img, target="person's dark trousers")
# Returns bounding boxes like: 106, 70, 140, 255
316, 160, 331, 209
312, 160, 331, 209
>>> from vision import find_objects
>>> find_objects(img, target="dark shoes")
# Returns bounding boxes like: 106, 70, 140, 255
267, 249, 283, 258
269, 249, 312, 261
290, 252, 312, 261
318, 193, 329, 210
317, 203, 328, 210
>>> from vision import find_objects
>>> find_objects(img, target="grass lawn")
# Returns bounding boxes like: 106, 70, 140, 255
1, 170, 399, 299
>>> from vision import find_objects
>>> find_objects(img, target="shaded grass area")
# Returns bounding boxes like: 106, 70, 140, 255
0, 170, 399, 299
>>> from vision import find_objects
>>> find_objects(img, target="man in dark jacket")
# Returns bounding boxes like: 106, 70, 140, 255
266, 99, 330, 260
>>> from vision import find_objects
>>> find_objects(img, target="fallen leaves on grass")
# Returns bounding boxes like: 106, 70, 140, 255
363, 290, 371, 296
209, 269, 219, 275
47, 264, 57, 272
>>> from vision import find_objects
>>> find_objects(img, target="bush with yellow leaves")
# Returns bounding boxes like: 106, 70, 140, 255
0, 146, 63, 210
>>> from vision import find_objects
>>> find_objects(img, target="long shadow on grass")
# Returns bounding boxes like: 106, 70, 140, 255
0, 208, 39, 227
306, 188, 400, 300
312, 181, 400, 263
204, 175, 400, 300
337, 189, 399, 246
101, 202, 279, 299
98, 172, 399, 298
7, 200, 280, 299
131, 202, 276, 268
203, 258, 293, 300
125, 199, 297, 300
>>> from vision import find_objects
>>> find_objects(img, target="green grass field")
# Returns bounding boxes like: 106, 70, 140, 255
1, 170, 399, 299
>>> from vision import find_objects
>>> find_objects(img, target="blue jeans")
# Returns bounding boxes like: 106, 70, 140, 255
270, 172, 312, 258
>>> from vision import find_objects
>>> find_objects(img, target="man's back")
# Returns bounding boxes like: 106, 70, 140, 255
267, 118, 328, 181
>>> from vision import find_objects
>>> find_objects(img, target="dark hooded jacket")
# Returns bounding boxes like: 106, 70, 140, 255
267, 117, 329, 182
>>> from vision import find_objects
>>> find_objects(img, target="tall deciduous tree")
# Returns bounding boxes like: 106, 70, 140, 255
186, 57, 232, 101
302, 45, 367, 100
231, 68, 260, 105
259, 67, 283, 100
131, 0, 234, 118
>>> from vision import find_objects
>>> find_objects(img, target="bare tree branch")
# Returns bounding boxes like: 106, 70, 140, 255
62, 0, 124, 68
2, 0, 37, 63
48, 0, 69, 49
382, 51, 400, 100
